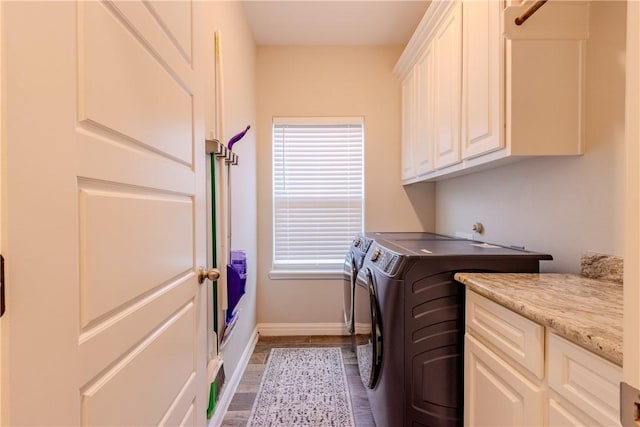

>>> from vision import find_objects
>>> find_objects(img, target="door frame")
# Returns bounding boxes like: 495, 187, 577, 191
624, 0, 640, 392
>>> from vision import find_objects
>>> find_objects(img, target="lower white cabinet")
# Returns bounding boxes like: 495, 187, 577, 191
547, 332, 622, 427
465, 334, 544, 427
548, 397, 599, 427
464, 290, 622, 427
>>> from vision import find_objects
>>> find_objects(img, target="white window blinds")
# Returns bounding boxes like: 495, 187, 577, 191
272, 117, 364, 273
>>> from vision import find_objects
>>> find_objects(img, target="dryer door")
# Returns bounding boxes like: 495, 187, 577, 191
342, 250, 357, 334
354, 267, 383, 389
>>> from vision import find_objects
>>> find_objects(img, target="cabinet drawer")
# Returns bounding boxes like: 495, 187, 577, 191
466, 290, 544, 378
547, 333, 621, 427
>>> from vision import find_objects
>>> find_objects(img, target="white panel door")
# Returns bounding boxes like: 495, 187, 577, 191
2, 1, 207, 425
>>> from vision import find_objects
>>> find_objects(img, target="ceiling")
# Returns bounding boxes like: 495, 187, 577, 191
241, 1, 431, 46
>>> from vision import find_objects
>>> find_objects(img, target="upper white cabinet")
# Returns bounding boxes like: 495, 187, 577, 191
402, 44, 436, 179
399, 2, 457, 180
433, 1, 462, 169
401, 67, 417, 180
461, 0, 502, 159
415, 42, 435, 176
394, 0, 589, 183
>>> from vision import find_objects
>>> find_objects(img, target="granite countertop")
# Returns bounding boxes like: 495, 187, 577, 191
454, 272, 623, 366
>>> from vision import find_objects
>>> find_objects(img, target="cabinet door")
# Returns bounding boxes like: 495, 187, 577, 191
414, 42, 435, 176
401, 68, 416, 180
547, 333, 622, 427
548, 398, 599, 427
461, 0, 503, 159
465, 335, 545, 427
433, 1, 462, 169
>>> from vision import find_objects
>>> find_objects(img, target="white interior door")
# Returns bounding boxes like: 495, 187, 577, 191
2, 1, 207, 425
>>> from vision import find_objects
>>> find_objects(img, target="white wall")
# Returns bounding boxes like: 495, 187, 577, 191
434, 1, 626, 273
200, 2, 257, 377
256, 46, 436, 326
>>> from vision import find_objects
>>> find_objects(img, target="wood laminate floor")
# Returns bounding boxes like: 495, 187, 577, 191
219, 335, 376, 427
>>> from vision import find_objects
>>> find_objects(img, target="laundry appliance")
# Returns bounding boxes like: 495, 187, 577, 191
353, 238, 552, 427
342, 233, 375, 334
342, 232, 455, 335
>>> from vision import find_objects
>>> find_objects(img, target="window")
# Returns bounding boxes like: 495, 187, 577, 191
272, 117, 364, 278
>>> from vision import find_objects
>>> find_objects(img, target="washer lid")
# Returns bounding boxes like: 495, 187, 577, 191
382, 239, 552, 259
367, 231, 454, 241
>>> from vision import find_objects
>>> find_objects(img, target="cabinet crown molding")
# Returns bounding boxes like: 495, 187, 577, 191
393, 0, 455, 79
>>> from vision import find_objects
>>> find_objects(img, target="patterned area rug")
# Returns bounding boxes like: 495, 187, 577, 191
247, 347, 356, 427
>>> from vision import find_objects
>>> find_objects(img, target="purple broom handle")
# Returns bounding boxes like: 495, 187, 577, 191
228, 125, 251, 150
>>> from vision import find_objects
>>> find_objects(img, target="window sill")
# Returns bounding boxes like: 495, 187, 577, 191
268, 270, 344, 280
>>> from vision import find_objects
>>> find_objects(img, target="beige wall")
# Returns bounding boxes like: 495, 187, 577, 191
435, 1, 626, 273
256, 46, 436, 325
201, 2, 257, 376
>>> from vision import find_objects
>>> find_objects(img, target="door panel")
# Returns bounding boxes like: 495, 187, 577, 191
178, 404, 196, 427
82, 303, 195, 426
401, 70, 416, 180
104, 1, 193, 76
80, 1, 193, 165
433, 2, 462, 169
76, 130, 195, 193
461, 0, 502, 159
465, 335, 544, 427
415, 42, 434, 176
78, 274, 196, 386
142, 1, 193, 63
3, 1, 206, 425
79, 184, 193, 327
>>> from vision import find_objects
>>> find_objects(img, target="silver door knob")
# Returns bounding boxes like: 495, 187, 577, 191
198, 267, 220, 284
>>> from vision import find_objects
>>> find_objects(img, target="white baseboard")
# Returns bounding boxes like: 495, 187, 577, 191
208, 326, 259, 427
257, 322, 350, 336
354, 322, 370, 335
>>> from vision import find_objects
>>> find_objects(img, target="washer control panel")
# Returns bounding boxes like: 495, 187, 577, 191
354, 236, 373, 253
370, 246, 402, 275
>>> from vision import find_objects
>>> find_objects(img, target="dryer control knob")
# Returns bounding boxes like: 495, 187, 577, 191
371, 248, 382, 262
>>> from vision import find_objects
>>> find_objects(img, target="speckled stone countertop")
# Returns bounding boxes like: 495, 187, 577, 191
454, 273, 623, 366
